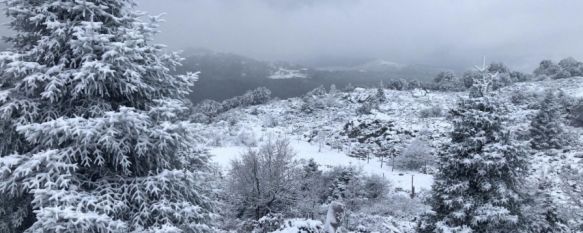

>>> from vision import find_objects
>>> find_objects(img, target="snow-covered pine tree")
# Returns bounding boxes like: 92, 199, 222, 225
418, 66, 528, 233
522, 175, 570, 233
530, 90, 567, 150
375, 87, 387, 103
329, 84, 338, 95
0, 1, 214, 232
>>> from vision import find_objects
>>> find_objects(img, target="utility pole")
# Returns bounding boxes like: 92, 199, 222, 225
411, 175, 416, 199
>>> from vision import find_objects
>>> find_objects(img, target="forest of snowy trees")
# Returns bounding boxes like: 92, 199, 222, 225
0, 1, 582, 233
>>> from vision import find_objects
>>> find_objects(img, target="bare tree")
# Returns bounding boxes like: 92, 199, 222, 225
227, 138, 299, 220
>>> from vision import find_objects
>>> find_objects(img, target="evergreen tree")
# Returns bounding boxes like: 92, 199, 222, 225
530, 90, 567, 150
522, 176, 570, 233
329, 84, 338, 95
418, 68, 528, 233
375, 87, 387, 103
296, 159, 324, 219
0, 1, 214, 232
327, 168, 355, 203
343, 83, 355, 92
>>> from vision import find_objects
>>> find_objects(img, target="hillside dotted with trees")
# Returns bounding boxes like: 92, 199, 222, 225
0, 1, 583, 233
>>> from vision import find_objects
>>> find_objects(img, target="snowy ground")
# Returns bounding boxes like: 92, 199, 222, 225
209, 140, 434, 191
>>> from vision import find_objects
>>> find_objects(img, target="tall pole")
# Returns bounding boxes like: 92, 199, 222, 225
411, 175, 416, 199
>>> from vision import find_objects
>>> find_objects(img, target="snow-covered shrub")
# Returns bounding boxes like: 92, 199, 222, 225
247, 213, 285, 233
197, 99, 225, 117
375, 87, 387, 103
301, 94, 327, 114
521, 175, 571, 233
356, 102, 374, 115
263, 114, 280, 128
271, 219, 324, 233
535, 60, 564, 79
301, 99, 316, 114
343, 83, 356, 92
388, 79, 408, 91
307, 85, 327, 97
433, 71, 464, 91
194, 87, 272, 120
349, 144, 374, 160
510, 70, 532, 82
570, 99, 583, 127
558, 57, 583, 77
510, 91, 541, 107
363, 192, 429, 219
227, 139, 299, 220
238, 130, 258, 146
558, 164, 583, 230
533, 58, 582, 80
362, 175, 391, 200
345, 213, 405, 233
397, 139, 434, 171
294, 159, 326, 219
419, 105, 443, 118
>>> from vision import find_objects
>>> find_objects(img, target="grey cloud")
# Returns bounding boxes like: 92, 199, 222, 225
2, 0, 583, 71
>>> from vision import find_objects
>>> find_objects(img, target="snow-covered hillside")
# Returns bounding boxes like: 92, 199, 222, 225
202, 77, 583, 189
194, 76, 583, 232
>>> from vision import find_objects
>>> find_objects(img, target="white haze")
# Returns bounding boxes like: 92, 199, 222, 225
2, 0, 583, 71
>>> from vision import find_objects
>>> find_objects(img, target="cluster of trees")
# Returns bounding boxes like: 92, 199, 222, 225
418, 68, 577, 232
534, 57, 583, 80
430, 63, 531, 92
194, 86, 272, 120
0, 0, 216, 232
222, 139, 393, 232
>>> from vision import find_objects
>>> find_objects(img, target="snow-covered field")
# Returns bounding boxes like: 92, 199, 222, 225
210, 140, 434, 191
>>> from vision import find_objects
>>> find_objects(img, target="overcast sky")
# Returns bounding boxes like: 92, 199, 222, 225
2, 0, 583, 71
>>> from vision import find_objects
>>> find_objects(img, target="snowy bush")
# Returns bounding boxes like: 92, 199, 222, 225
419, 105, 443, 118
345, 213, 406, 233
558, 57, 583, 77
237, 130, 258, 146
388, 79, 408, 91
570, 99, 583, 127
535, 60, 564, 79
227, 139, 299, 220
510, 91, 541, 107
263, 114, 280, 128
307, 85, 327, 97
343, 83, 356, 92
364, 192, 429, 219
397, 139, 434, 171
362, 175, 391, 200
356, 102, 374, 115
194, 87, 272, 120
433, 71, 464, 91
533, 58, 583, 80
271, 219, 324, 233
